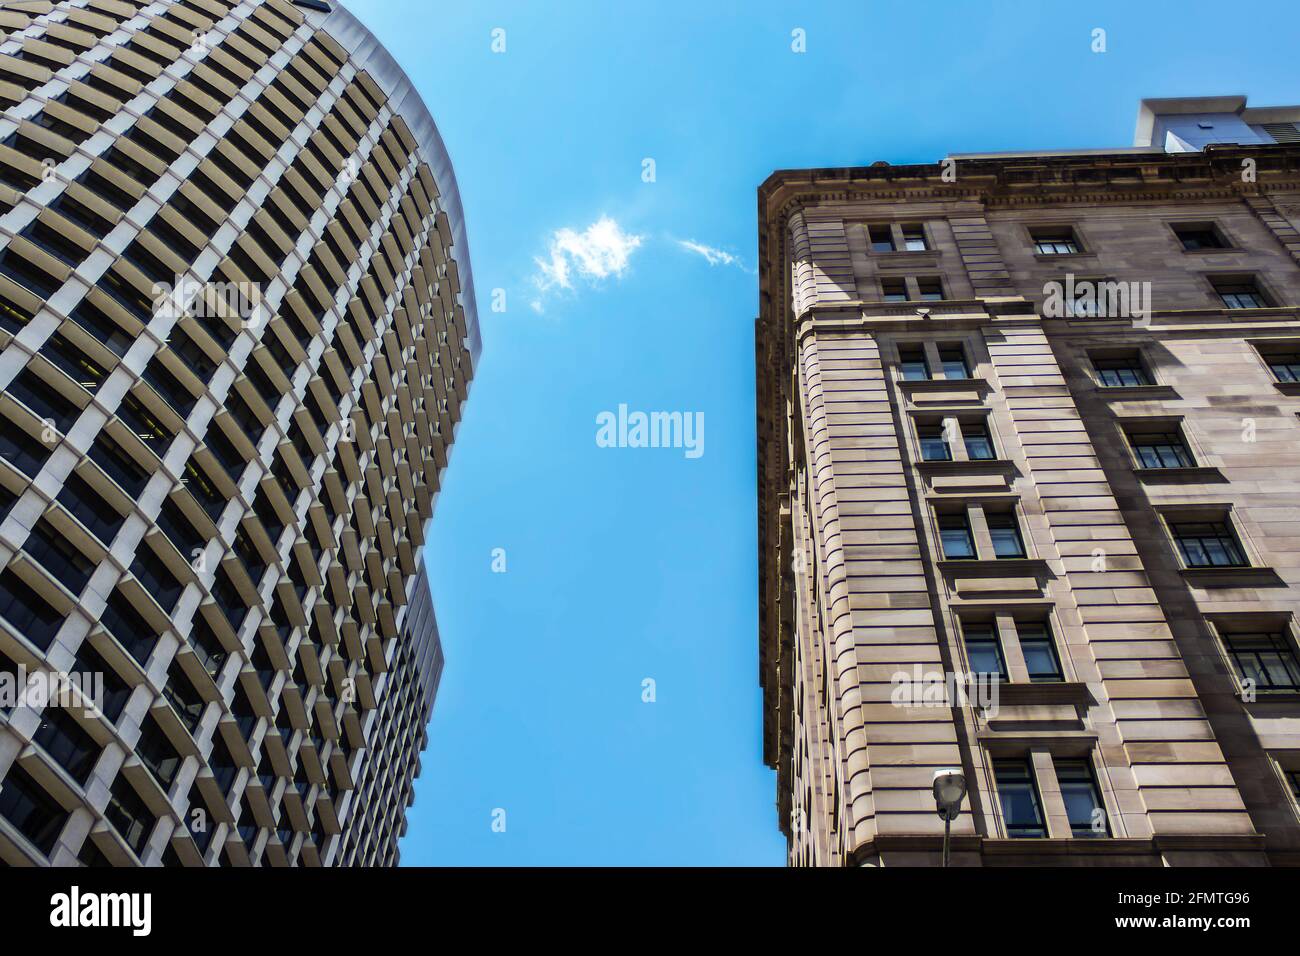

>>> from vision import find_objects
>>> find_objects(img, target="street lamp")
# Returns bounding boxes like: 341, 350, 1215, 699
932, 768, 967, 868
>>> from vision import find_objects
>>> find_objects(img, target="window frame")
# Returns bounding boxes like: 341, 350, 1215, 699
1029, 225, 1084, 256
961, 420, 996, 461
993, 758, 1048, 838
986, 509, 1027, 560
1207, 273, 1273, 310
1123, 422, 1196, 470
937, 510, 977, 561
1216, 627, 1300, 694
1169, 221, 1232, 252
960, 619, 1007, 681
1089, 350, 1154, 388
1165, 513, 1251, 569
1055, 757, 1110, 838
1016, 619, 1065, 683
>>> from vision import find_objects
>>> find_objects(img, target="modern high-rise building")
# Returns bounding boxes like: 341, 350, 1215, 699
0, 0, 476, 866
756, 96, 1300, 866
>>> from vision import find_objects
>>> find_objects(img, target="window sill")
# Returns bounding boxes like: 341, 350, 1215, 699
993, 681, 1092, 707
897, 377, 990, 394
1093, 384, 1178, 399
1273, 381, 1300, 396
871, 248, 938, 260
938, 558, 1048, 572
1133, 465, 1226, 483
1179, 566, 1285, 587
1180, 246, 1244, 254
917, 457, 1015, 475
1032, 252, 1096, 262
1238, 688, 1300, 703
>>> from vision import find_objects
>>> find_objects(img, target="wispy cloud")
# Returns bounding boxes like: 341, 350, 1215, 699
675, 239, 750, 271
531, 216, 643, 311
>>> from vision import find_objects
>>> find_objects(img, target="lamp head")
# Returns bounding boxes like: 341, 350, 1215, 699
932, 768, 967, 820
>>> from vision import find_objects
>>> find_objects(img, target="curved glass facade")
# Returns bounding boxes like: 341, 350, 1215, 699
0, 0, 474, 866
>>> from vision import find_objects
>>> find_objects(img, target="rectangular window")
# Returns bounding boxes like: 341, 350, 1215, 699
23, 518, 95, 596
74, 641, 131, 723
987, 512, 1026, 559
136, 715, 181, 789
104, 775, 155, 855
1056, 758, 1108, 837
1127, 429, 1194, 469
938, 346, 969, 379
962, 622, 1006, 680
869, 225, 895, 253
902, 224, 928, 251
0, 762, 67, 855
130, 545, 184, 613
962, 422, 995, 460
1032, 227, 1080, 255
939, 512, 976, 560
1220, 632, 1300, 693
1018, 621, 1064, 682
1093, 353, 1152, 387
33, 707, 100, 784
1212, 276, 1269, 310
918, 424, 951, 462
898, 347, 930, 381
1170, 519, 1248, 568
0, 568, 63, 650
1064, 280, 1108, 318
1173, 223, 1227, 250
994, 759, 1047, 837
916, 277, 944, 301
881, 278, 908, 302
1261, 349, 1300, 384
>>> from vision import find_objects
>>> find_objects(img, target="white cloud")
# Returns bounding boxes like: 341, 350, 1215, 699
676, 239, 747, 270
532, 217, 643, 304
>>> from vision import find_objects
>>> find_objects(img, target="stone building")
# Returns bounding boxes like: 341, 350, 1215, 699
756, 96, 1300, 866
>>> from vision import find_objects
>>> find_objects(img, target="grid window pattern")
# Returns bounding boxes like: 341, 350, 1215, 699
899, 347, 930, 381
881, 278, 907, 302
961, 622, 1006, 680
1262, 350, 1300, 383
1032, 228, 1080, 255
916, 277, 944, 300
1018, 621, 1064, 682
0, 0, 475, 868
868, 225, 894, 252
1093, 353, 1152, 387
994, 759, 1047, 837
1174, 224, 1227, 250
1056, 759, 1108, 837
902, 224, 928, 251
939, 512, 976, 559
987, 512, 1026, 559
938, 346, 969, 379
1212, 277, 1269, 309
1128, 430, 1194, 469
1170, 520, 1248, 568
962, 422, 995, 460
918, 424, 950, 462
1220, 632, 1300, 693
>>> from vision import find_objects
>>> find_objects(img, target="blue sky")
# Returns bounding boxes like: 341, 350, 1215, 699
343, 0, 1300, 865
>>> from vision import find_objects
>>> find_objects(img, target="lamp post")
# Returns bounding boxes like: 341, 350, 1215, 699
932, 768, 967, 868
